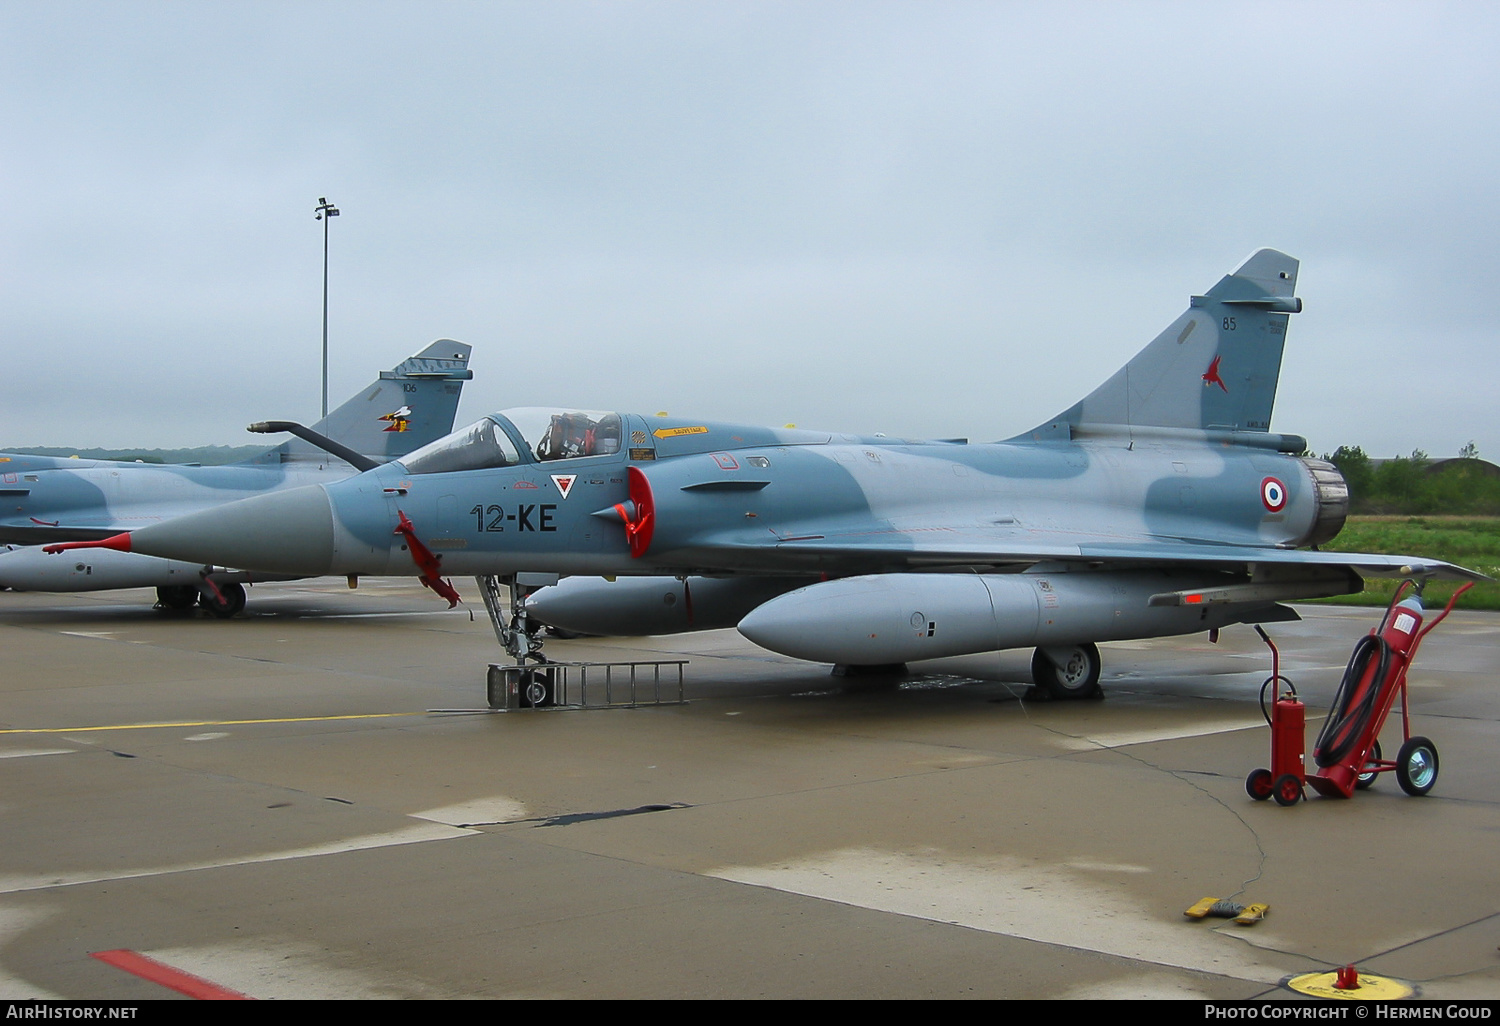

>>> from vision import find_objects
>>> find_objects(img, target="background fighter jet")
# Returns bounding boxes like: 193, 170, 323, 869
2, 340, 472, 616
48, 251, 1482, 692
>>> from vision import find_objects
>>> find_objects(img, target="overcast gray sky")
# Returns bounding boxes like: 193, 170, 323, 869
3, 1, 1496, 460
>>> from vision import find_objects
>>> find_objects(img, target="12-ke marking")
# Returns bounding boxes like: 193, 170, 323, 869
470, 503, 558, 532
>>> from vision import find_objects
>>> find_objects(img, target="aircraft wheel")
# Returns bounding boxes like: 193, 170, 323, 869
156, 585, 198, 611
199, 582, 247, 619
1245, 768, 1273, 801
517, 668, 556, 708
1032, 643, 1102, 700
1272, 774, 1303, 807
1355, 739, 1382, 790
1396, 736, 1439, 796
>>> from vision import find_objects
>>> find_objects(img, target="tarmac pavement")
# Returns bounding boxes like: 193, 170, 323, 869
1, 578, 1497, 999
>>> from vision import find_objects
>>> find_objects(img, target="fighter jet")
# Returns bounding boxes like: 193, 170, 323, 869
2, 340, 472, 616
44, 251, 1482, 693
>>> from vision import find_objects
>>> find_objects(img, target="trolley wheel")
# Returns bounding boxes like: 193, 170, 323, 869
1272, 774, 1303, 807
517, 668, 556, 709
1396, 736, 1439, 796
1245, 768, 1274, 801
1355, 739, 1382, 790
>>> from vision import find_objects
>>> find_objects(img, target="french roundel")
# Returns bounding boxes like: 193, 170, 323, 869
1261, 476, 1287, 513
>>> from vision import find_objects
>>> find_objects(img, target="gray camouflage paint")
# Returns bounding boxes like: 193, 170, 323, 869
0, 341, 471, 591
82, 251, 1483, 660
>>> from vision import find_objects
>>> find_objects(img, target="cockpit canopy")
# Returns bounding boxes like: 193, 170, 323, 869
400, 408, 622, 475
507, 407, 622, 462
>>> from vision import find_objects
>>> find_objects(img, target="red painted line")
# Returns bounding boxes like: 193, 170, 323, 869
91, 949, 251, 1000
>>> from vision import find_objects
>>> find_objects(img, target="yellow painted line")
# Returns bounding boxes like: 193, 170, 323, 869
0, 712, 426, 734
652, 425, 708, 438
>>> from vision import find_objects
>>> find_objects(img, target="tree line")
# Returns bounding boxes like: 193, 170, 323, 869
1325, 442, 1500, 515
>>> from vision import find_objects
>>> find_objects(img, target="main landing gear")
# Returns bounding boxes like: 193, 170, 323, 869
154, 581, 247, 618
1031, 642, 1103, 700
155, 585, 198, 611
198, 581, 246, 619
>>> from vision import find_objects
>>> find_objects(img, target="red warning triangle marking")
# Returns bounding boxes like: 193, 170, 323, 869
551, 474, 577, 499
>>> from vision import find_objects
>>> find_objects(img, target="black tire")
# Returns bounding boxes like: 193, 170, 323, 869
155, 585, 198, 611
1355, 739, 1382, 790
1031, 643, 1103, 700
199, 582, 247, 619
517, 668, 556, 708
1273, 773, 1303, 807
1246, 768, 1273, 801
1396, 736, 1439, 796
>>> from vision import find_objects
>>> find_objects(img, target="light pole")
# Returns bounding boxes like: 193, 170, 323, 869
314, 197, 340, 420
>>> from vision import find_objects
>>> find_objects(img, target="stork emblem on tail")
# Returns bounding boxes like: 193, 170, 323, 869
1202, 355, 1228, 393
380, 406, 413, 432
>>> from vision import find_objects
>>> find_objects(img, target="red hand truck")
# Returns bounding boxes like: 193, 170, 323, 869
1247, 581, 1472, 805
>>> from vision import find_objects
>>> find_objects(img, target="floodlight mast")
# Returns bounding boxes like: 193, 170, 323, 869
314, 196, 340, 420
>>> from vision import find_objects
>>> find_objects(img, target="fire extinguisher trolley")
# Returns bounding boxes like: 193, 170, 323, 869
1247, 581, 1473, 806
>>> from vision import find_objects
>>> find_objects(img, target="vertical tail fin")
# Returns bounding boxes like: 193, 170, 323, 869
1022, 249, 1303, 447
254, 340, 474, 465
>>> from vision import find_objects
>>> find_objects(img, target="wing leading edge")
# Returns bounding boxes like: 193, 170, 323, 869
749, 531, 1485, 582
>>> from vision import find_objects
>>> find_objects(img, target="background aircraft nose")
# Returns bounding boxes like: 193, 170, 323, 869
128, 485, 337, 575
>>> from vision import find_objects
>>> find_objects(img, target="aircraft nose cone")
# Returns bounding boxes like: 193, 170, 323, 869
129, 485, 336, 575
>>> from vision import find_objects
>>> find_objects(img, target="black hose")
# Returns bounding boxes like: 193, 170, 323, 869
1314, 634, 1391, 768
1259, 675, 1296, 727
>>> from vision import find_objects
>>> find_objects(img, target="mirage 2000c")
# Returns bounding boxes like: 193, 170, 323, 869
46, 250, 1482, 695
5, 341, 471, 616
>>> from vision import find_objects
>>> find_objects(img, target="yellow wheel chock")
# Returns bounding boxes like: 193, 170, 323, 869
1183, 897, 1268, 925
